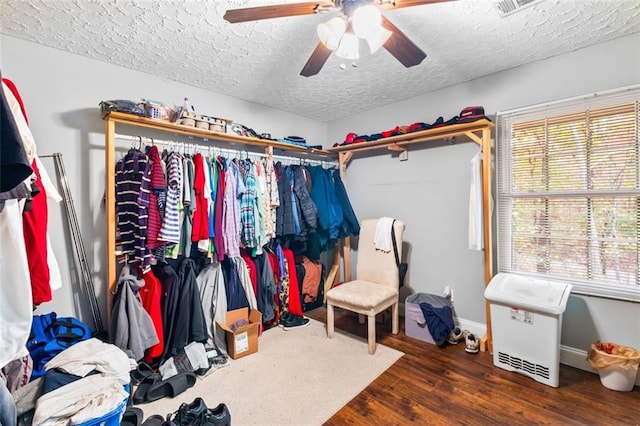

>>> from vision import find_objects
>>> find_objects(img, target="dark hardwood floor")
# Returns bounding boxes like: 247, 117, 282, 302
305, 307, 639, 426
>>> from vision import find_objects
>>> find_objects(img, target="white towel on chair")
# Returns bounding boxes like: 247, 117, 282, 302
374, 217, 395, 252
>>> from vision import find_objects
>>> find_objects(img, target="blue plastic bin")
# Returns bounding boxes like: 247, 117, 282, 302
76, 385, 129, 426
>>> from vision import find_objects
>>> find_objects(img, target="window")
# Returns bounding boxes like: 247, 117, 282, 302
497, 86, 639, 301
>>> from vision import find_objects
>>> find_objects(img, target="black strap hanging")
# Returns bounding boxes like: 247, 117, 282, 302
391, 219, 408, 288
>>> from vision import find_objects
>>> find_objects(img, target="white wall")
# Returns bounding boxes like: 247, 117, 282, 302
0, 35, 326, 328
327, 32, 640, 365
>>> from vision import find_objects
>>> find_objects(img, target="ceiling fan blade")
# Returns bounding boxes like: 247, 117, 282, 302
381, 16, 427, 68
378, 0, 458, 10
224, 1, 333, 23
300, 42, 333, 77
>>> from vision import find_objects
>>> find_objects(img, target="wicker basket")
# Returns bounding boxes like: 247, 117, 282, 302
209, 117, 227, 132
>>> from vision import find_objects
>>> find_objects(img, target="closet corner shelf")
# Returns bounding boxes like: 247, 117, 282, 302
103, 111, 333, 157
326, 119, 494, 156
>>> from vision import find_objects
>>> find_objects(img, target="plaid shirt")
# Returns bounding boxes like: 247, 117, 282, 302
240, 160, 257, 247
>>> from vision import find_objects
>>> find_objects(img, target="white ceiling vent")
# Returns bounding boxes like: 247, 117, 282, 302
490, 0, 545, 17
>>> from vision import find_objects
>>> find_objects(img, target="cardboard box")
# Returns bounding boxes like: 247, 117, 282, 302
216, 308, 262, 359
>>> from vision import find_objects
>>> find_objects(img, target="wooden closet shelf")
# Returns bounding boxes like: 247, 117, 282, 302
326, 119, 494, 154
104, 111, 333, 157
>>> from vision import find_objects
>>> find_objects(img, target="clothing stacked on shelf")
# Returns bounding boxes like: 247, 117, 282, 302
112, 141, 359, 366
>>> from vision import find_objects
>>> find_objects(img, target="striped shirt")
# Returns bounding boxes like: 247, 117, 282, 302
158, 152, 182, 244
115, 149, 152, 271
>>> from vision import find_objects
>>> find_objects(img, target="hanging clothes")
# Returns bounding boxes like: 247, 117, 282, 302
263, 156, 279, 239
138, 268, 165, 365
0, 199, 32, 370
281, 246, 303, 316
180, 155, 195, 257
275, 162, 295, 237
146, 145, 165, 249
253, 160, 269, 252
286, 166, 302, 236
212, 158, 226, 261
293, 165, 318, 232
115, 149, 152, 272
204, 155, 216, 251
109, 266, 159, 361
3, 79, 63, 305
253, 252, 277, 323
221, 257, 250, 311
151, 262, 180, 362
234, 255, 258, 311
196, 260, 228, 353
168, 258, 208, 356
223, 158, 241, 258
307, 165, 343, 249
468, 150, 483, 251
165, 154, 185, 259
240, 159, 258, 248
158, 151, 182, 245
299, 256, 323, 304
332, 168, 360, 238
191, 153, 210, 242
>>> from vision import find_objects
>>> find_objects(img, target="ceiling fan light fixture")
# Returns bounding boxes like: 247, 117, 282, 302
335, 32, 360, 60
352, 4, 382, 39
365, 26, 392, 54
317, 17, 347, 51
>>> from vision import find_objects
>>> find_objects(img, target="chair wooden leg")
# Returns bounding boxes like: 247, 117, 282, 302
367, 314, 376, 354
392, 302, 399, 334
327, 302, 334, 338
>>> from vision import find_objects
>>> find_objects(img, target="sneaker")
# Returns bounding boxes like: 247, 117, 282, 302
447, 327, 464, 345
465, 332, 480, 354
167, 397, 208, 425
201, 403, 231, 425
278, 311, 292, 328
282, 314, 310, 331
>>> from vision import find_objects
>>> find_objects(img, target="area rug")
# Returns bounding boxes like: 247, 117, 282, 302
139, 318, 404, 425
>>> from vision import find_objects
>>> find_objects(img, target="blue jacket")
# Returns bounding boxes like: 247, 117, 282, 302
307, 166, 343, 244
332, 169, 360, 238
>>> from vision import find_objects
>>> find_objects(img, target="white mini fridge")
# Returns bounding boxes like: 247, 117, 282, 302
485, 273, 572, 387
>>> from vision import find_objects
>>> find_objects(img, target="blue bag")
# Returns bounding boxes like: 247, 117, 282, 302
27, 312, 92, 379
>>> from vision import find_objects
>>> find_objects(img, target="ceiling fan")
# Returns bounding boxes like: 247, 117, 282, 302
223, 0, 456, 77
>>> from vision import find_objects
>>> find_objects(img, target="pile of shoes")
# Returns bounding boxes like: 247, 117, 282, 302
447, 327, 480, 354
132, 371, 197, 404
165, 397, 231, 426
121, 397, 230, 425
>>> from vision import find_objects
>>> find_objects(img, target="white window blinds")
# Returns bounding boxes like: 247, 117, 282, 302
496, 86, 640, 301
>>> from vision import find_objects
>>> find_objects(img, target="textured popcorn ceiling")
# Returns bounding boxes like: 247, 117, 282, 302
1, 0, 639, 122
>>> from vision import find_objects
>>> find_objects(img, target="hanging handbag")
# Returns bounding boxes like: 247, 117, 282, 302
391, 220, 408, 288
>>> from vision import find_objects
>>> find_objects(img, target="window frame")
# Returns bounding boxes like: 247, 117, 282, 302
496, 85, 640, 302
